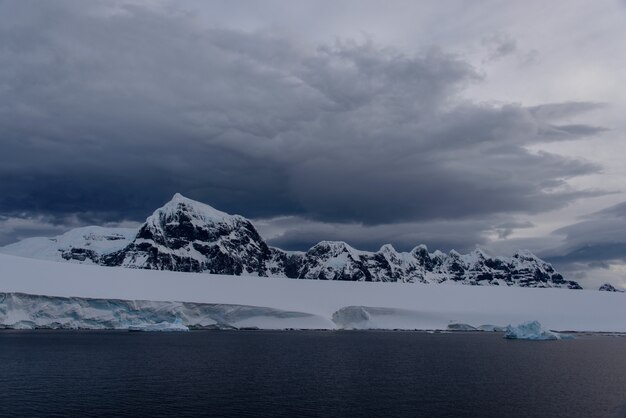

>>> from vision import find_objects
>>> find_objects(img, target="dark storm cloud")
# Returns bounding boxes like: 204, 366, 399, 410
528, 102, 608, 120
0, 1, 609, 246
254, 216, 501, 253
0, 214, 67, 247
586, 201, 626, 219
494, 220, 534, 239
546, 202, 626, 268
528, 102, 609, 141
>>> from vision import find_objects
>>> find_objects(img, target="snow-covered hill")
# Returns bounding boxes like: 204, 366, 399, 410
0, 253, 624, 331
0, 193, 581, 289
0, 226, 135, 264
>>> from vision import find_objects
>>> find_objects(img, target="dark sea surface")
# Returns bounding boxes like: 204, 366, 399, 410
1, 331, 625, 418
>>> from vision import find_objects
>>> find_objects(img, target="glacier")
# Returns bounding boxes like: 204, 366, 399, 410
128, 319, 189, 332
1, 253, 625, 331
0, 292, 332, 331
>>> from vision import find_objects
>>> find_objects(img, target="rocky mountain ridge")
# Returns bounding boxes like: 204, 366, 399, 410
0, 193, 582, 289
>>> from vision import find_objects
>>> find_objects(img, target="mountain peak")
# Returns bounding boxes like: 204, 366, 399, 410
314, 240, 353, 251
155, 193, 235, 224
513, 249, 539, 260
105, 193, 267, 274
379, 243, 397, 253
170, 192, 187, 202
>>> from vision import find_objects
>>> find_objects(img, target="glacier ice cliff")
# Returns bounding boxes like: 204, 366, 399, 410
0, 294, 506, 331
128, 318, 189, 332
0, 293, 333, 330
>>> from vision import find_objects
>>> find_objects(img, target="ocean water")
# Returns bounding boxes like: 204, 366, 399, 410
1, 331, 625, 417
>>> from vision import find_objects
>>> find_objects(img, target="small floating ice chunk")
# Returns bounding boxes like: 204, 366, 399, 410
504, 320, 571, 340
128, 318, 189, 332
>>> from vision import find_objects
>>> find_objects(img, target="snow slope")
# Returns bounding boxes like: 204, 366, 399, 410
0, 226, 136, 263
1, 253, 625, 331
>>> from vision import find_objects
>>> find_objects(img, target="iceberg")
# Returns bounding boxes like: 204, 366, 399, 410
504, 321, 572, 340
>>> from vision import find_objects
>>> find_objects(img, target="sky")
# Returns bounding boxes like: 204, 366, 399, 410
1, 0, 625, 288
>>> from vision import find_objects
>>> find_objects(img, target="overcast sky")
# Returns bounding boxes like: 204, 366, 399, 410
1, 0, 625, 288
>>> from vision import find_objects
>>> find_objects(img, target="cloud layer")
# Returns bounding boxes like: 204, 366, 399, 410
548, 202, 626, 265
0, 1, 612, 267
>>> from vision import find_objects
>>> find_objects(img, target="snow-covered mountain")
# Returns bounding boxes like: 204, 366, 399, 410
101, 193, 272, 275
0, 193, 582, 289
288, 241, 580, 288
0, 226, 136, 264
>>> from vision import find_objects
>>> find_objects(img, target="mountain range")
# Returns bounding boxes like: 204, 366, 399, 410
0, 193, 582, 289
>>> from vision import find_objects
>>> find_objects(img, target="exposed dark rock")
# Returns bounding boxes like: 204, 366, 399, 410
60, 247, 100, 263
599, 283, 624, 292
